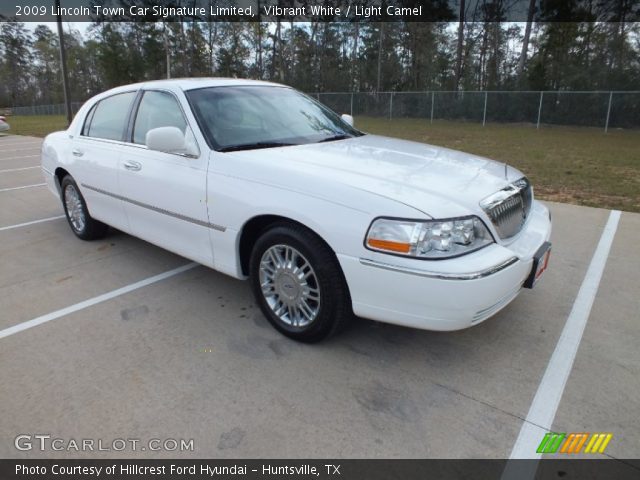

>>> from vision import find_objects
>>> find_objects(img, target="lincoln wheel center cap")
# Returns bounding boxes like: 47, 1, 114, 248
276, 272, 300, 302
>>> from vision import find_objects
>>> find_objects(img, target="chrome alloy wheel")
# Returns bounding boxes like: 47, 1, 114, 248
259, 244, 321, 328
64, 184, 86, 233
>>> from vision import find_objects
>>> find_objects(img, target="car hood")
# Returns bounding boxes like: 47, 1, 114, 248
225, 134, 525, 218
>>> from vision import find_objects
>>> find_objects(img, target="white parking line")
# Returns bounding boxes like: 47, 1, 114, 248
0, 136, 40, 140
0, 166, 39, 173
0, 155, 40, 161
0, 145, 43, 151
0, 262, 199, 340
509, 209, 621, 459
0, 183, 46, 192
0, 148, 42, 153
0, 215, 65, 232
0, 141, 43, 147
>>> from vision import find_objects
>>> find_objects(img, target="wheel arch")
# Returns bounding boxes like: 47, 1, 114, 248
238, 214, 338, 277
54, 167, 71, 195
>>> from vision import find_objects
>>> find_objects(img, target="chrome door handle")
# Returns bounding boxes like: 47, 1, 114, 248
72, 149, 84, 157
123, 160, 142, 172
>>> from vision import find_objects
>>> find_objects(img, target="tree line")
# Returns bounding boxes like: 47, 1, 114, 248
0, 2, 639, 108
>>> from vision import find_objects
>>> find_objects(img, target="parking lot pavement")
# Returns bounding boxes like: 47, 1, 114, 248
551, 211, 640, 459
0, 135, 637, 460
0, 145, 41, 157
0, 221, 189, 330
0, 158, 42, 174
0, 187, 63, 227
0, 137, 51, 225
0, 169, 43, 190
0, 145, 41, 156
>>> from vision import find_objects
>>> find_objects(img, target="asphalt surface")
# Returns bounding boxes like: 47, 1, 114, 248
0, 134, 638, 462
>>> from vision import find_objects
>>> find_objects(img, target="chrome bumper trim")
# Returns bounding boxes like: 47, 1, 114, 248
359, 256, 519, 281
472, 284, 522, 322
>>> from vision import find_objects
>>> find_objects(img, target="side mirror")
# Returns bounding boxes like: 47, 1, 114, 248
341, 114, 354, 127
146, 126, 199, 157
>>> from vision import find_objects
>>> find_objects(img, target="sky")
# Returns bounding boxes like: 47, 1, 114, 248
25, 21, 90, 37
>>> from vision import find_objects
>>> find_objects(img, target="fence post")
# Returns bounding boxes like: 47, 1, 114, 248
482, 91, 488, 126
536, 91, 544, 129
430, 91, 435, 124
389, 92, 393, 120
604, 91, 613, 133
350, 92, 354, 117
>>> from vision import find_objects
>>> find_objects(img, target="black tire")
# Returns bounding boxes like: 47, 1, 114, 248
249, 223, 352, 343
60, 175, 109, 240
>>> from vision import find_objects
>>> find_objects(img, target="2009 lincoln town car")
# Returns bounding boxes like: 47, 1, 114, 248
41, 78, 552, 342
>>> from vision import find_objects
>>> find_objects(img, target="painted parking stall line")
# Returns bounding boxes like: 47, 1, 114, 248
0, 140, 42, 145
0, 155, 40, 161
0, 166, 39, 173
0, 146, 43, 152
509, 210, 621, 460
0, 148, 42, 154
0, 215, 65, 232
0, 141, 43, 147
0, 262, 199, 340
0, 137, 42, 141
0, 183, 46, 192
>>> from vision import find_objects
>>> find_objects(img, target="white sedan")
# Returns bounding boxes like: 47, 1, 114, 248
42, 78, 552, 342
0, 115, 9, 132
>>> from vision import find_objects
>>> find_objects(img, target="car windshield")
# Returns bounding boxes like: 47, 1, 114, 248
185, 86, 363, 152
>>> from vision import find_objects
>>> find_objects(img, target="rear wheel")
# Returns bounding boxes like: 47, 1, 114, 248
249, 223, 351, 343
61, 175, 109, 240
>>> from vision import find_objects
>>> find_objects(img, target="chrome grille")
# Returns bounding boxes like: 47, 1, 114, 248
480, 177, 532, 239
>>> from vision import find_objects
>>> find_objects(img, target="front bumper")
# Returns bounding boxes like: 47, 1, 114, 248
338, 200, 552, 331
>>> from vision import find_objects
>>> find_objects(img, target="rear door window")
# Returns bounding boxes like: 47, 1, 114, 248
84, 92, 136, 141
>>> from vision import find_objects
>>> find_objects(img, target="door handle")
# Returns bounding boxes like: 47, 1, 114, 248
123, 160, 142, 172
72, 149, 84, 157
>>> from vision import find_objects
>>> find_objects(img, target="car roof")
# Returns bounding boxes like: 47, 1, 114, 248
105, 77, 287, 95
70, 78, 293, 133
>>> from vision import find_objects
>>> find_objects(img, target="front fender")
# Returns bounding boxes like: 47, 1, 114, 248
206, 170, 421, 279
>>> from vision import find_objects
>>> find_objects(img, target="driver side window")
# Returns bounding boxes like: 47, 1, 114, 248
132, 90, 187, 145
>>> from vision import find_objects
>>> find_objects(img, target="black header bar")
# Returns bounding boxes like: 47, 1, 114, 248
2, 0, 639, 23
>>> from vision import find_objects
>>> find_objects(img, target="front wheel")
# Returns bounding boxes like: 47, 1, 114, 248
61, 175, 109, 240
249, 223, 352, 343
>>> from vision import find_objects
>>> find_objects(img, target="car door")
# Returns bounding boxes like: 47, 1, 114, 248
117, 89, 212, 266
71, 91, 136, 232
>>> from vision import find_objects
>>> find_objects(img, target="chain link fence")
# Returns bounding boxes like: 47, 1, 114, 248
314, 91, 640, 132
6, 102, 84, 116
6, 92, 639, 131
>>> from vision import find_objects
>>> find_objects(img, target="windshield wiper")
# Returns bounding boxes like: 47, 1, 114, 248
318, 134, 352, 143
219, 141, 296, 152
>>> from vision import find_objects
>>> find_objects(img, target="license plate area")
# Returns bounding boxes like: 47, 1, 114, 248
523, 241, 551, 289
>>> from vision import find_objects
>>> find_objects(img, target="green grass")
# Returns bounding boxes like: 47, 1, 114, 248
357, 117, 640, 213
4, 114, 639, 212
2, 115, 68, 138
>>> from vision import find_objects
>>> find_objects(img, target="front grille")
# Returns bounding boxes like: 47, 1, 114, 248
480, 177, 532, 239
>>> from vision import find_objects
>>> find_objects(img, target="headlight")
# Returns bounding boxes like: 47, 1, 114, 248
365, 216, 494, 259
